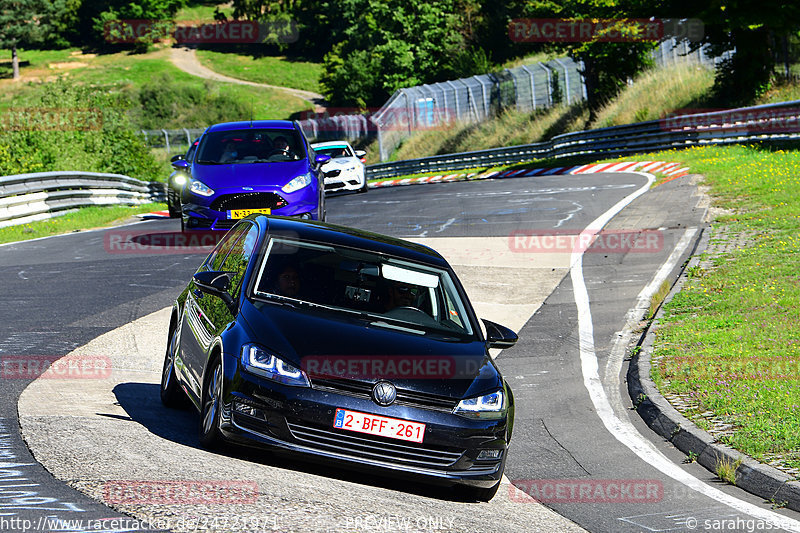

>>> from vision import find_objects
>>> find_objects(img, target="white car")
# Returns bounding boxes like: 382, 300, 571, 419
311, 141, 368, 193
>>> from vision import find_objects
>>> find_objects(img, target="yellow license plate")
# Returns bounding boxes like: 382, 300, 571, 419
229, 208, 271, 219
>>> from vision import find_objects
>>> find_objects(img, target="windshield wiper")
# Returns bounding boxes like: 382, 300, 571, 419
196, 159, 224, 165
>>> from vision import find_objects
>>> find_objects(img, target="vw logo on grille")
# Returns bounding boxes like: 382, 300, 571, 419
372, 381, 397, 406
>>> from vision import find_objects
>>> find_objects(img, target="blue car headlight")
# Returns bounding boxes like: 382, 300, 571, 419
454, 390, 507, 419
240, 344, 310, 387
190, 180, 215, 197
282, 172, 312, 194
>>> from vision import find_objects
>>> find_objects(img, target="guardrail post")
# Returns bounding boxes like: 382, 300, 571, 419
161, 129, 170, 154
520, 65, 537, 110
553, 58, 571, 105
538, 63, 553, 107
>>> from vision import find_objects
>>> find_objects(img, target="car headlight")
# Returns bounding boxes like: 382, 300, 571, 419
240, 344, 310, 387
172, 173, 188, 187
189, 180, 214, 197
454, 390, 506, 419
282, 172, 312, 194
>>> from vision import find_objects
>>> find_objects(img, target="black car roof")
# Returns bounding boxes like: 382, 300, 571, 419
252, 216, 450, 269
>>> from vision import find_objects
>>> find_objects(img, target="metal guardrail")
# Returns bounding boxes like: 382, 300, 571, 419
365, 100, 800, 179
0, 171, 166, 229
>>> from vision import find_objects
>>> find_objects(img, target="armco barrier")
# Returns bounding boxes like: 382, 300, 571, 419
365, 99, 800, 179
0, 171, 165, 228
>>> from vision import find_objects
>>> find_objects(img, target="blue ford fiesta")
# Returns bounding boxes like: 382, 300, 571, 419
176, 121, 330, 231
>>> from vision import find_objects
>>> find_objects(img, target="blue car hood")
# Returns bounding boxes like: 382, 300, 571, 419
240, 299, 501, 400
192, 161, 308, 191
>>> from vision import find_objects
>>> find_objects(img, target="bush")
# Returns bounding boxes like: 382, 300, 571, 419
133, 73, 252, 129
0, 79, 162, 180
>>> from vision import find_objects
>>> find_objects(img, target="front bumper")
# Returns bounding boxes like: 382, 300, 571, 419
324, 168, 365, 192
219, 361, 510, 487
182, 188, 320, 230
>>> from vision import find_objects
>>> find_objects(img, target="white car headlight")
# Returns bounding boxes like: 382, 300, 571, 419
189, 180, 214, 197
282, 173, 312, 193
454, 390, 506, 419
172, 173, 188, 187
240, 344, 310, 387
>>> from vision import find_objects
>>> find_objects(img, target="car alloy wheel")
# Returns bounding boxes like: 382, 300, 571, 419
199, 359, 224, 448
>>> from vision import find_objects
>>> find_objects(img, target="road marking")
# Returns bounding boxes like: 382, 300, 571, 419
570, 172, 800, 531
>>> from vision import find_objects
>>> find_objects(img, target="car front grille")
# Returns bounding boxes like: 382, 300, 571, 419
211, 192, 288, 212
286, 421, 464, 469
311, 378, 458, 413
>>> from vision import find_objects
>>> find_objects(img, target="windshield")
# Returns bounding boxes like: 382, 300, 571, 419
252, 238, 474, 337
196, 128, 305, 164
313, 145, 353, 159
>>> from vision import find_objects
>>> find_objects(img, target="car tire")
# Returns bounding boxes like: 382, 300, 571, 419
198, 357, 225, 449
167, 187, 181, 218
359, 180, 369, 193
160, 324, 184, 407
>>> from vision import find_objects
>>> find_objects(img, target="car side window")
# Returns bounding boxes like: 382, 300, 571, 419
206, 225, 248, 272
221, 224, 259, 298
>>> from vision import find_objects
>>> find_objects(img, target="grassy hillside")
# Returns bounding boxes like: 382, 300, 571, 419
0, 47, 313, 128
377, 63, 800, 164
195, 50, 323, 93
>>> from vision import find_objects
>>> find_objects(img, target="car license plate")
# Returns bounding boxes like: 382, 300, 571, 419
229, 208, 271, 219
333, 408, 425, 443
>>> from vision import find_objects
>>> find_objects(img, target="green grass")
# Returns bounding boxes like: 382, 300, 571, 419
589, 63, 715, 128
639, 145, 800, 476
195, 49, 323, 93
176, 1, 233, 22
0, 47, 312, 126
0, 203, 167, 244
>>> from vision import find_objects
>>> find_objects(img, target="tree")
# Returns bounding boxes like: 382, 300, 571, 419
506, 0, 658, 120
316, 0, 477, 108
660, 0, 800, 105
0, 0, 64, 79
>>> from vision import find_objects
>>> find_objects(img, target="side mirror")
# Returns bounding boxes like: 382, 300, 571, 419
483, 319, 518, 349
354, 150, 366, 158
172, 159, 190, 170
193, 271, 235, 309
170, 154, 184, 163
315, 154, 331, 165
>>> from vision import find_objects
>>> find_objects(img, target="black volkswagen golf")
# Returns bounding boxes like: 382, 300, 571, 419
161, 215, 518, 500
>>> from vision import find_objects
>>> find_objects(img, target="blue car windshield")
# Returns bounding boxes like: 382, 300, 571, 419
196, 129, 305, 164
251, 238, 475, 337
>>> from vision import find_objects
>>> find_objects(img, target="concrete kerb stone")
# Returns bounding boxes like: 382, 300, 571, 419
627, 224, 800, 512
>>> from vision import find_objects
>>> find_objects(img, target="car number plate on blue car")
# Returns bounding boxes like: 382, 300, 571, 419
333, 408, 425, 443
230, 208, 271, 219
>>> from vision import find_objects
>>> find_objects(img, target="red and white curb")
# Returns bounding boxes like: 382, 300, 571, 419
135, 210, 171, 219
367, 161, 690, 189
484, 160, 690, 181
